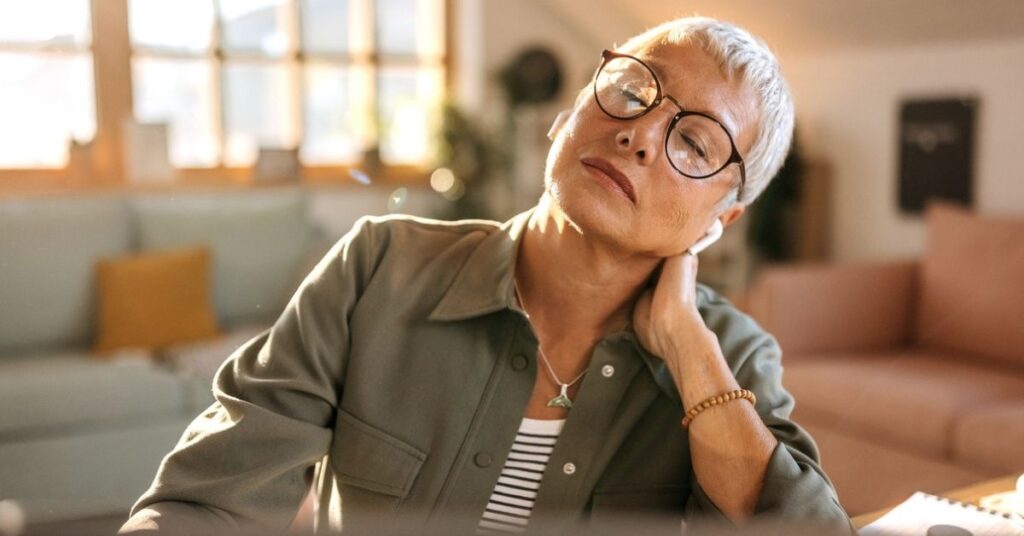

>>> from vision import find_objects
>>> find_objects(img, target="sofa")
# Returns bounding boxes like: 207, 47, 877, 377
0, 186, 361, 527
744, 201, 1024, 515
0, 182, 462, 533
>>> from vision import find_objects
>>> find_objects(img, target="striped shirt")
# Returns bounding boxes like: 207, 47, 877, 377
476, 417, 565, 534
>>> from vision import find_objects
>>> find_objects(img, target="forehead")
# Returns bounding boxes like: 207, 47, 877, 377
622, 40, 759, 152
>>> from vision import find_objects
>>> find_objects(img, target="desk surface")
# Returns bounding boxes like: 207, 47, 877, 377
852, 474, 1019, 528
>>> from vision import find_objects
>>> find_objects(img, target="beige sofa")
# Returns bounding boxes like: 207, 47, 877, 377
744, 201, 1024, 515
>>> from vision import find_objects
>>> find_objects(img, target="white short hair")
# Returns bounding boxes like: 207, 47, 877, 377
618, 16, 795, 209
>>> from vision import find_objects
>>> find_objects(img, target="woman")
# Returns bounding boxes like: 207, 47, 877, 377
121, 16, 853, 536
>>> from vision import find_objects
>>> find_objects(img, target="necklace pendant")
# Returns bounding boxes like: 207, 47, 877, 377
547, 395, 573, 408
547, 384, 573, 409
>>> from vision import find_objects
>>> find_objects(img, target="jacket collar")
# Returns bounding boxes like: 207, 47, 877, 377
427, 208, 532, 322
427, 207, 696, 403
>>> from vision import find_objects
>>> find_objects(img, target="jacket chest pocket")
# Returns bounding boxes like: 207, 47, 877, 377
329, 408, 428, 522
588, 485, 690, 530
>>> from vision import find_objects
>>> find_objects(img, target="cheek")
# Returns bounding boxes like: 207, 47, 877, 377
646, 176, 689, 228
666, 203, 688, 231
544, 129, 576, 186
643, 177, 721, 252
547, 115, 584, 168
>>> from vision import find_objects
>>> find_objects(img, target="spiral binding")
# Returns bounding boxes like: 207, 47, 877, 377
924, 492, 1019, 521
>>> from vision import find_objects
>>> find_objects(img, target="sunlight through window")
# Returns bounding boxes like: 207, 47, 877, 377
0, 0, 94, 168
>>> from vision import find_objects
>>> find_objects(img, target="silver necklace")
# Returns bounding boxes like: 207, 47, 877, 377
513, 279, 587, 409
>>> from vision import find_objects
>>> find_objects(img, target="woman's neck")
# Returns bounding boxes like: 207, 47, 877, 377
514, 195, 659, 351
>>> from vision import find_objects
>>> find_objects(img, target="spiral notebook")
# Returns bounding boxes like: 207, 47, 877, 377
860, 492, 1024, 535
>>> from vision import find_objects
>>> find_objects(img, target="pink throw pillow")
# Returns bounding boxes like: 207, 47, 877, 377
915, 201, 1024, 369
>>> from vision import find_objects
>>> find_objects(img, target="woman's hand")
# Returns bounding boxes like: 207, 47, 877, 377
632, 250, 779, 523
632, 253, 720, 368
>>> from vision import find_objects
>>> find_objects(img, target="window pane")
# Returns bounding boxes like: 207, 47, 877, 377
300, 0, 346, 54
374, 0, 413, 55
0, 0, 90, 47
133, 57, 219, 167
128, 0, 214, 53
375, 0, 443, 58
0, 53, 95, 167
219, 0, 294, 57
301, 63, 372, 165
223, 62, 297, 166
378, 66, 442, 165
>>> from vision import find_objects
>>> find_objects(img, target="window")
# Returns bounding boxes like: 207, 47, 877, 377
128, 0, 446, 170
128, 0, 220, 167
0, 0, 95, 168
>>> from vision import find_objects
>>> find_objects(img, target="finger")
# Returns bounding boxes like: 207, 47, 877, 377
680, 254, 699, 302
660, 253, 699, 304
661, 253, 699, 285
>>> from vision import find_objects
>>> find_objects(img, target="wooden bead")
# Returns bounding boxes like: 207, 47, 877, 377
680, 389, 757, 428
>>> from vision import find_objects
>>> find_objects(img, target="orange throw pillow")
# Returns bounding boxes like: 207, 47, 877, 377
94, 245, 221, 356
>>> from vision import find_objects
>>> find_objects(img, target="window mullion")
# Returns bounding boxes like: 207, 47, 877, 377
90, 0, 132, 184
291, 0, 304, 160
212, 0, 228, 168
367, 0, 380, 157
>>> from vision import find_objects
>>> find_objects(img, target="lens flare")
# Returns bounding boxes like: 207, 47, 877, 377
387, 187, 408, 212
349, 168, 372, 185
430, 167, 456, 193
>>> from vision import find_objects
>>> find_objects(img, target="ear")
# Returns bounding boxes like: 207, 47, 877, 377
717, 202, 746, 229
547, 109, 571, 141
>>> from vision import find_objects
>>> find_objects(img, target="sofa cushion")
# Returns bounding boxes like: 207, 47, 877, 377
0, 419, 193, 523
131, 187, 311, 328
154, 323, 271, 413
0, 194, 131, 355
951, 402, 1024, 474
916, 201, 1024, 370
159, 323, 269, 383
784, 349, 1024, 458
746, 260, 917, 357
94, 245, 221, 354
0, 352, 193, 438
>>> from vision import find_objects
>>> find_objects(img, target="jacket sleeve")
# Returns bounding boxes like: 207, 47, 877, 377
683, 306, 857, 535
119, 217, 379, 535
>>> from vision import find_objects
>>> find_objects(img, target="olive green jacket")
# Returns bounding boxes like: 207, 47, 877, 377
120, 210, 853, 535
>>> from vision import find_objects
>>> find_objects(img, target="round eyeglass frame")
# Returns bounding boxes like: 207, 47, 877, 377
592, 49, 747, 201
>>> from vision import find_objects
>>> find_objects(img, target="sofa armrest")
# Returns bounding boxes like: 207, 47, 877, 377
745, 259, 918, 357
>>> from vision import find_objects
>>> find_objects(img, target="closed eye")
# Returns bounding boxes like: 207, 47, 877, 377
620, 87, 646, 105
679, 133, 707, 159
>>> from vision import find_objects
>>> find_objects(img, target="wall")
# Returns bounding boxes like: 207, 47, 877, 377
474, 0, 634, 111
784, 38, 1024, 261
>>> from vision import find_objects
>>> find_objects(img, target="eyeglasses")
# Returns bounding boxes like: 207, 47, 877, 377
592, 49, 747, 201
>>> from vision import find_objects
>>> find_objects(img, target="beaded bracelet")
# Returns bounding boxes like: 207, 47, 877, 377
680, 389, 757, 428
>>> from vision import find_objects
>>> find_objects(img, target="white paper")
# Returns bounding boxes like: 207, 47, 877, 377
860, 492, 1024, 536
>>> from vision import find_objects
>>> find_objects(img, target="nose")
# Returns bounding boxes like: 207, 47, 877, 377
613, 111, 665, 167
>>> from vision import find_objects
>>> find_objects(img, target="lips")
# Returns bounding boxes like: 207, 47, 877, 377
581, 157, 637, 204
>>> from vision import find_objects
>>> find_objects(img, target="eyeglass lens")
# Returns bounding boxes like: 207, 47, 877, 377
595, 55, 734, 179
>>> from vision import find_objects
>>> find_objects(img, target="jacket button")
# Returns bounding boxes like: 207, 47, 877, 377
601, 364, 615, 378
562, 462, 576, 475
510, 354, 528, 371
474, 452, 493, 467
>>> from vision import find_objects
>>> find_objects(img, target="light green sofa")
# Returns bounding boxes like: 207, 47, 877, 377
0, 186, 325, 524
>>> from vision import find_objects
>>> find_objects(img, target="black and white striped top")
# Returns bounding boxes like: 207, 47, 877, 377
476, 417, 565, 534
